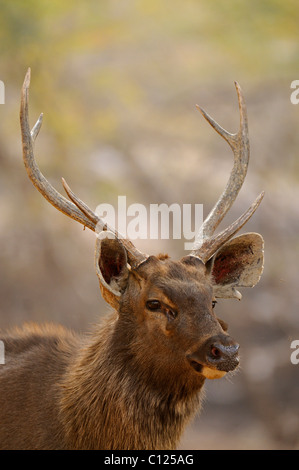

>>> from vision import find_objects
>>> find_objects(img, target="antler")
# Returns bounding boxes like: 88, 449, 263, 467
191, 82, 264, 263
20, 68, 147, 268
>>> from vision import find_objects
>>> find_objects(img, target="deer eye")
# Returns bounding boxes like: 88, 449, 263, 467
212, 300, 217, 309
146, 300, 162, 311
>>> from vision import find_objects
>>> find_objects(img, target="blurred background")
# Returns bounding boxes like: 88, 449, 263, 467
0, 0, 299, 449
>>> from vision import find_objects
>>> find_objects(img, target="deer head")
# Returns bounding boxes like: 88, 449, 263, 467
20, 69, 264, 381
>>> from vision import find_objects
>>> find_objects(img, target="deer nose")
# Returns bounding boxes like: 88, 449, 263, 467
187, 334, 240, 374
206, 336, 240, 371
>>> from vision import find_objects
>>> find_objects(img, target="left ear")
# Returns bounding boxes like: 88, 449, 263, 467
95, 231, 130, 309
209, 233, 264, 300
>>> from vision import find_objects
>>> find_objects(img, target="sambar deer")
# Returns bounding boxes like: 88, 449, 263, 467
0, 69, 264, 450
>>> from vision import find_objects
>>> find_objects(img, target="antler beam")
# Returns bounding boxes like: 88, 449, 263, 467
20, 68, 147, 268
192, 82, 264, 263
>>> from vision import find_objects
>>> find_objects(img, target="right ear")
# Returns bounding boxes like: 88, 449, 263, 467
95, 232, 130, 309
208, 232, 264, 300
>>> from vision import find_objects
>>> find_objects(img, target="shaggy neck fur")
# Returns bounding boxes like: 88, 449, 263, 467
59, 312, 205, 450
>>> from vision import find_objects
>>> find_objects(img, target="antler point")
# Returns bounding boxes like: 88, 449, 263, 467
24, 68, 31, 88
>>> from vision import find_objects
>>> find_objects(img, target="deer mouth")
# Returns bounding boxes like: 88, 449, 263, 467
187, 357, 240, 379
187, 359, 228, 379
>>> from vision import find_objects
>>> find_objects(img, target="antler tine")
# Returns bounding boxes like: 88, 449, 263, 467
20, 68, 147, 269
20, 68, 96, 231
195, 81, 249, 245
192, 191, 264, 263
61, 177, 100, 226
30, 112, 43, 142
61, 177, 148, 268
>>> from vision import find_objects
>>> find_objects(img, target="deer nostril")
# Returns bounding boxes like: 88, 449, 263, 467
209, 342, 239, 362
211, 346, 221, 358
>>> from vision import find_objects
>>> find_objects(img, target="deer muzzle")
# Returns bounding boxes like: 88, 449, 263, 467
187, 334, 240, 379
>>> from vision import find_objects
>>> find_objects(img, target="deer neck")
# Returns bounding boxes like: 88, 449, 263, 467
59, 312, 205, 450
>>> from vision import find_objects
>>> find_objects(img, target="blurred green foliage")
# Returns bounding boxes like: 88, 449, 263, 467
1, 0, 298, 182
0, 0, 297, 156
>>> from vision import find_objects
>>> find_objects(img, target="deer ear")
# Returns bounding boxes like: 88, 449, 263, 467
209, 233, 264, 300
95, 232, 129, 309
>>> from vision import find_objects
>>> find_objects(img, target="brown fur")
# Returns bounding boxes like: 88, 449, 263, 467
0, 255, 232, 450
